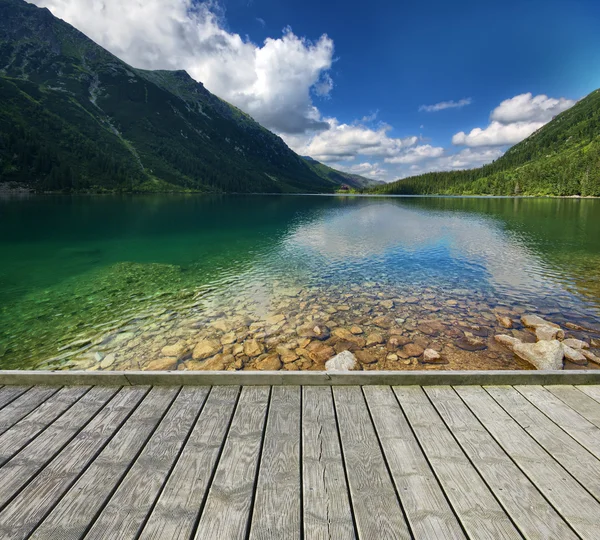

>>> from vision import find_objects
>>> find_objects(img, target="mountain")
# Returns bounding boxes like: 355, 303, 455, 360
372, 88, 600, 197
302, 156, 385, 189
0, 0, 349, 193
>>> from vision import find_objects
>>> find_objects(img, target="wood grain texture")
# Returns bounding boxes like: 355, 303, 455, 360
457, 385, 600, 539
250, 386, 301, 540
545, 385, 600, 428
364, 386, 465, 540
0, 386, 30, 411
0, 386, 148, 540
0, 386, 120, 507
139, 386, 240, 540
487, 385, 600, 502
516, 385, 600, 459
79, 386, 203, 540
0, 386, 88, 466
333, 386, 411, 540
302, 386, 355, 540
577, 384, 600, 404
29, 386, 184, 540
393, 386, 519, 540
194, 386, 270, 540
426, 386, 575, 539
0, 386, 59, 436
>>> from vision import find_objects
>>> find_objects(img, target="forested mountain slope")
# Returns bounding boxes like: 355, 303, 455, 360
372, 88, 600, 196
0, 0, 361, 193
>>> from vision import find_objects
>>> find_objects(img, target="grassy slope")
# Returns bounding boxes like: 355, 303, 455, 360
0, 0, 348, 193
373, 89, 600, 197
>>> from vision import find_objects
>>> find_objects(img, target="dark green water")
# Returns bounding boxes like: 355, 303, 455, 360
0, 194, 599, 369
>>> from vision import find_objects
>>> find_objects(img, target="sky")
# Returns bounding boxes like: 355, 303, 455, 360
28, 0, 600, 182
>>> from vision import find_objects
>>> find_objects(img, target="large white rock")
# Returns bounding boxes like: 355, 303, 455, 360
325, 351, 358, 372
495, 335, 564, 370
535, 325, 562, 341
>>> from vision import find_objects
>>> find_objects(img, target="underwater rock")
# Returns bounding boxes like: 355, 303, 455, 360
325, 350, 358, 371
192, 339, 222, 360
495, 334, 564, 370
402, 343, 425, 358
243, 339, 265, 358
562, 338, 589, 350
495, 314, 513, 329
366, 332, 385, 346
145, 357, 178, 370
456, 336, 487, 351
421, 349, 448, 364
255, 353, 282, 371
161, 341, 188, 358
582, 350, 600, 365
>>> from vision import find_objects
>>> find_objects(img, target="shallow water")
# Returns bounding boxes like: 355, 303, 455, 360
1, 194, 599, 371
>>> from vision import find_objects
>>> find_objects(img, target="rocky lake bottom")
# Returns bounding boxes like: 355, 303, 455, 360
1, 194, 599, 372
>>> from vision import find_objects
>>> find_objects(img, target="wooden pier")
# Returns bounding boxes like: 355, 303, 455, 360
1, 371, 600, 539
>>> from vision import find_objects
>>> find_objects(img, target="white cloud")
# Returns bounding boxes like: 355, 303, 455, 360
419, 98, 472, 112
491, 93, 576, 124
284, 118, 418, 163
384, 144, 444, 164
452, 92, 576, 147
339, 162, 388, 180
29, 0, 334, 134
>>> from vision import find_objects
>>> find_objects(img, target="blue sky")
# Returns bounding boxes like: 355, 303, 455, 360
30, 0, 600, 181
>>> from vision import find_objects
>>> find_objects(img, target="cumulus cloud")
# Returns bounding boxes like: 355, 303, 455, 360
384, 145, 444, 164
29, 0, 334, 134
339, 162, 388, 180
419, 98, 472, 112
452, 92, 576, 147
284, 118, 418, 163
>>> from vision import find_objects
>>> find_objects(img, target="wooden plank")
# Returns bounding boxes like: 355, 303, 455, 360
393, 386, 519, 540
333, 386, 410, 540
426, 386, 575, 539
301, 386, 354, 540
0, 386, 89, 465
249, 386, 301, 540
29, 386, 189, 540
545, 385, 600, 428
577, 384, 600, 403
139, 386, 240, 540
457, 385, 600, 539
0, 386, 148, 540
516, 385, 600, 459
70, 386, 205, 540
364, 385, 465, 539
194, 386, 270, 540
0, 386, 120, 504
5, 369, 600, 386
0, 386, 30, 411
0, 386, 59, 436
487, 385, 600, 502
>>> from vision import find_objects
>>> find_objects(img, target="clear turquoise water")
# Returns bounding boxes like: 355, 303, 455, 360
0, 194, 599, 369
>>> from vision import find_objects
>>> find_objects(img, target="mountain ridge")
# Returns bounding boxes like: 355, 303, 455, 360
0, 0, 378, 193
371, 88, 600, 196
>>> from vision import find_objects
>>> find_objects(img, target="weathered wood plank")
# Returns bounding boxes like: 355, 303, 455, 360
29, 386, 185, 540
0, 386, 120, 507
364, 385, 465, 539
0, 386, 30, 411
250, 386, 301, 540
76, 386, 204, 540
457, 385, 600, 539
302, 386, 355, 540
333, 386, 410, 540
516, 385, 600, 459
0, 386, 89, 465
139, 386, 240, 540
0, 386, 59, 437
393, 386, 519, 540
577, 384, 600, 404
545, 385, 600, 429
426, 386, 575, 539
487, 385, 600, 502
0, 386, 148, 540
194, 386, 270, 540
